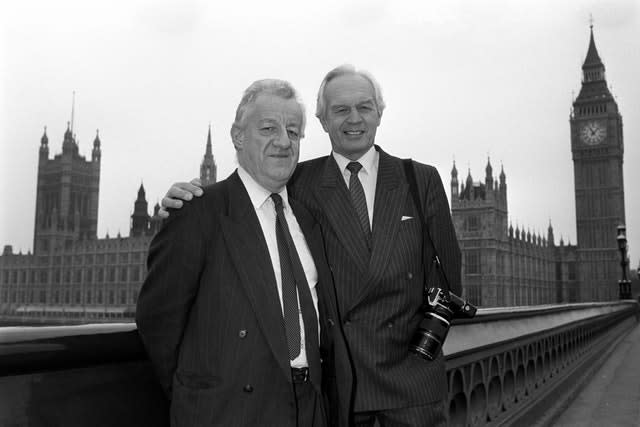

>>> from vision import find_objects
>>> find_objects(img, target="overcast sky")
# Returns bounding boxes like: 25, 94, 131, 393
1, 0, 639, 265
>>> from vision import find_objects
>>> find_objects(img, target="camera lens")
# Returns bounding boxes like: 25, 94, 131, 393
410, 312, 450, 360
410, 330, 442, 360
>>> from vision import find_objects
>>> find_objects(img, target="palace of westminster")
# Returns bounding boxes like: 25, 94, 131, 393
0, 28, 631, 321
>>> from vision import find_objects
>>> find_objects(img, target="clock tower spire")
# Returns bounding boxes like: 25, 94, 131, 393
569, 23, 626, 302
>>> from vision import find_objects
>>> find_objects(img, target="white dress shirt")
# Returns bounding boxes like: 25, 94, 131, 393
332, 145, 380, 227
237, 166, 319, 369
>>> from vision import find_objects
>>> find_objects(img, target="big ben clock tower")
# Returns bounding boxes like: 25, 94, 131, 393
570, 24, 626, 301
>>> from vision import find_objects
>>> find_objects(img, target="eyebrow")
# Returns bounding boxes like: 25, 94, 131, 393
257, 118, 301, 128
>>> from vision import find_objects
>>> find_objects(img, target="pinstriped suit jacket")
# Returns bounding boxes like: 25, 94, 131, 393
136, 172, 353, 427
289, 146, 461, 413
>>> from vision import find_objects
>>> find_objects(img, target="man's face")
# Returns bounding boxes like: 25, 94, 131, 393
320, 73, 381, 161
234, 94, 303, 193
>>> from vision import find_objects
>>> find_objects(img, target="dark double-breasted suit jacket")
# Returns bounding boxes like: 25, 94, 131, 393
136, 172, 353, 427
289, 146, 461, 413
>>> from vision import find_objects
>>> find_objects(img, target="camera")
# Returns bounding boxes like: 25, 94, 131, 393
409, 287, 477, 360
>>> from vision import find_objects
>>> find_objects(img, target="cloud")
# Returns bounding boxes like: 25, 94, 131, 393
337, 0, 391, 28
135, 0, 203, 36
587, 0, 638, 28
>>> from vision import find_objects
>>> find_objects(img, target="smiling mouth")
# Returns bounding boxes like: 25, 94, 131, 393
344, 130, 365, 136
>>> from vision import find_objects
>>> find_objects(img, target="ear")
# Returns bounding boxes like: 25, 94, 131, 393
374, 111, 382, 128
375, 102, 383, 122
318, 115, 329, 133
230, 125, 244, 150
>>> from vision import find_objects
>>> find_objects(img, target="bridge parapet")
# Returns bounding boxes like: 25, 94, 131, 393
444, 301, 640, 426
0, 301, 638, 426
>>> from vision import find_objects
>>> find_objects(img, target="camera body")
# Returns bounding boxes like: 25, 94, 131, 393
409, 287, 477, 360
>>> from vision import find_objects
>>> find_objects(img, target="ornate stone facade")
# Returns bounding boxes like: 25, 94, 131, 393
0, 128, 215, 322
451, 161, 579, 307
452, 26, 626, 307
570, 26, 626, 302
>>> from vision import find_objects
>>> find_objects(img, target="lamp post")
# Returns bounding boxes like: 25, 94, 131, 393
616, 224, 631, 299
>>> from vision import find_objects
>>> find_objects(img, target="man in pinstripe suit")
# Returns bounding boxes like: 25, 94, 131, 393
137, 79, 352, 427
162, 65, 461, 426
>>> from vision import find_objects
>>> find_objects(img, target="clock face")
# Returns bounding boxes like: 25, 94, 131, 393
580, 121, 606, 145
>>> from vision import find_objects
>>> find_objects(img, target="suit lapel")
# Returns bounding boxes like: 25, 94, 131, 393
219, 173, 291, 382
349, 148, 408, 310
312, 156, 370, 275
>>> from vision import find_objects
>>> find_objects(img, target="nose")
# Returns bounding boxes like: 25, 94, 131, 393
346, 108, 362, 124
272, 130, 292, 148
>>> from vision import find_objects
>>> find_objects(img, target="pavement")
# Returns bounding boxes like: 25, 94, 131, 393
552, 320, 640, 426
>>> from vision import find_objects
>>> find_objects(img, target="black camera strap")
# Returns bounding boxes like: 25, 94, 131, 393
402, 159, 453, 293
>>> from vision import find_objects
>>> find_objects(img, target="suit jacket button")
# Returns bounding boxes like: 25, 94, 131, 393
243, 384, 253, 393
344, 320, 351, 327
387, 322, 394, 328
239, 329, 247, 338
406, 272, 413, 280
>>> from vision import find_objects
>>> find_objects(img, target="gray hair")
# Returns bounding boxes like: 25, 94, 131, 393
231, 79, 306, 138
315, 64, 386, 121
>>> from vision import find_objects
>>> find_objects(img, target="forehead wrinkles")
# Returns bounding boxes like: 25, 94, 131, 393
325, 77, 375, 107
249, 97, 302, 126
256, 111, 302, 125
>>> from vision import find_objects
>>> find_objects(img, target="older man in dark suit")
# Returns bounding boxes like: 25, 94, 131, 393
162, 65, 461, 426
136, 79, 352, 427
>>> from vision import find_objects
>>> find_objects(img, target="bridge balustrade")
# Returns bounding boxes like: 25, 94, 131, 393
443, 301, 639, 426
0, 301, 638, 426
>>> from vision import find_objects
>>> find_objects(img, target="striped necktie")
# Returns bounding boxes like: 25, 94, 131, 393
346, 161, 372, 249
271, 193, 301, 360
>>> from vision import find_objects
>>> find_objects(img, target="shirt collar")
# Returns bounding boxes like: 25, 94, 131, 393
332, 145, 378, 176
237, 165, 289, 210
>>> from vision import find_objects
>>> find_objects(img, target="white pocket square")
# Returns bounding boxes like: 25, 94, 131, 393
401, 216, 413, 221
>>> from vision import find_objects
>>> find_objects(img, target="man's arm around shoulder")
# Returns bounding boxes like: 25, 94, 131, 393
135, 195, 210, 397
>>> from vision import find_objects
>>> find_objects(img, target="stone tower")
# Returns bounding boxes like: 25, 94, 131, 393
450, 159, 508, 306
33, 124, 101, 255
569, 25, 626, 301
200, 125, 217, 186
130, 183, 150, 237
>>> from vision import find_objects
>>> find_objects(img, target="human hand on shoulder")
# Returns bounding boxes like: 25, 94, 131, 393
158, 178, 203, 218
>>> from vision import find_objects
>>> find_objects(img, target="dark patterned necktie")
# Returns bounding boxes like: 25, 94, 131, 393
271, 193, 302, 360
346, 161, 372, 249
